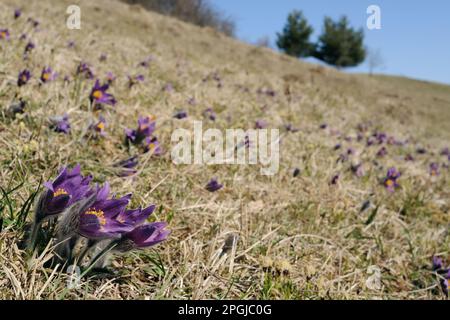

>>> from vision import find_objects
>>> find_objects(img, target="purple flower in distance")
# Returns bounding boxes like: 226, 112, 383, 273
27, 18, 39, 28
116, 222, 169, 251
144, 136, 162, 155
351, 163, 365, 177
99, 53, 107, 62
24, 41, 35, 54
432, 256, 444, 272
76, 62, 94, 79
125, 115, 156, 145
284, 124, 299, 133
106, 71, 116, 84
17, 69, 31, 87
331, 174, 339, 185
441, 147, 449, 157
383, 167, 400, 192
376, 147, 387, 158
90, 80, 116, 106
319, 124, 328, 130
187, 97, 197, 106
203, 108, 216, 121
0, 29, 10, 40
174, 110, 188, 119
89, 116, 107, 137
50, 114, 70, 134
67, 40, 76, 48
163, 82, 174, 92
127, 74, 144, 88
416, 147, 427, 154
114, 156, 138, 177
40, 67, 57, 83
405, 154, 414, 161
37, 164, 92, 220
205, 178, 223, 192
429, 162, 440, 176
255, 120, 268, 129
14, 9, 22, 19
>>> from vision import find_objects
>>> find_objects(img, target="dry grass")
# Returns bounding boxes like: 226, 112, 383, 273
0, 0, 449, 300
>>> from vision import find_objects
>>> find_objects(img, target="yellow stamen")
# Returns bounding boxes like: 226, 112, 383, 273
92, 90, 103, 99
21, 75, 27, 82
85, 208, 106, 226
0, 32, 6, 39
96, 122, 105, 130
385, 179, 394, 187
42, 73, 50, 80
53, 188, 69, 197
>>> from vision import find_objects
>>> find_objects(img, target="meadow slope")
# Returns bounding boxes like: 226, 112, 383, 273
0, 0, 449, 299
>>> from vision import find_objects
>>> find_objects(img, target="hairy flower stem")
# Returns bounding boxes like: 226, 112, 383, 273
82, 240, 118, 276
27, 219, 42, 253
77, 239, 98, 265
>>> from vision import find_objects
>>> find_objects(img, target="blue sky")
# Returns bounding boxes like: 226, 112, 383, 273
212, 0, 450, 85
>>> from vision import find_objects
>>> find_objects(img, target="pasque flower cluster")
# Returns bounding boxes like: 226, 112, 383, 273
29, 164, 169, 271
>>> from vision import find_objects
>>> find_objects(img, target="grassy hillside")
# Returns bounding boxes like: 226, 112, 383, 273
0, 0, 449, 299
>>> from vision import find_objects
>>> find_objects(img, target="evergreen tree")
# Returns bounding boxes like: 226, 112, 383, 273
276, 10, 314, 58
314, 16, 366, 68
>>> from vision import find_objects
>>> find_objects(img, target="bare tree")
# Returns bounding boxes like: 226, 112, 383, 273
367, 48, 385, 76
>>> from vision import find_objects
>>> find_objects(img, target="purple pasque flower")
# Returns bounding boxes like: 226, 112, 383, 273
203, 108, 216, 121
14, 9, 22, 19
173, 110, 188, 119
67, 40, 75, 48
37, 164, 92, 220
383, 167, 400, 192
115, 204, 156, 226
255, 120, 268, 129
429, 162, 440, 176
284, 123, 299, 133
99, 53, 107, 62
144, 136, 162, 155
114, 156, 138, 177
138, 56, 153, 68
351, 163, 365, 177
441, 147, 450, 157
40, 67, 57, 83
405, 154, 414, 161
50, 114, 70, 134
89, 116, 107, 137
78, 184, 157, 241
416, 147, 427, 154
187, 97, 197, 106
116, 222, 169, 251
330, 174, 339, 185
205, 178, 223, 192
17, 69, 31, 87
0, 29, 10, 40
106, 71, 116, 84
27, 18, 39, 28
125, 115, 156, 145
90, 79, 116, 106
76, 62, 94, 79
78, 183, 134, 240
127, 74, 144, 88
376, 147, 387, 157
24, 41, 35, 54
374, 132, 387, 144
163, 82, 174, 92
432, 256, 444, 271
